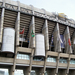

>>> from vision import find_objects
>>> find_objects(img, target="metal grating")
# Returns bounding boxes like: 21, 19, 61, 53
48, 20, 56, 43
59, 23, 66, 35
69, 27, 75, 38
35, 17, 44, 33
3, 9, 17, 28
20, 13, 32, 39
69, 27, 75, 45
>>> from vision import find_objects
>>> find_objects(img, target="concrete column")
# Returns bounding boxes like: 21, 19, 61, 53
72, 32, 75, 54
23, 67, 31, 75
29, 49, 34, 75
53, 23, 61, 52
29, 16, 35, 48
12, 49, 17, 75
9, 48, 18, 75
15, 1, 20, 46
64, 26, 72, 75
42, 19, 49, 75
42, 19, 49, 50
43, 51, 47, 75
9, 66, 14, 75
0, 0, 5, 43
64, 26, 72, 54
55, 53, 60, 75
23, 49, 34, 75
66, 54, 71, 75
9, 2, 20, 75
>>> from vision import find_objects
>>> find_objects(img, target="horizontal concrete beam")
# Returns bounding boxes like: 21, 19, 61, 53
16, 47, 32, 53
47, 51, 58, 56
60, 53, 69, 58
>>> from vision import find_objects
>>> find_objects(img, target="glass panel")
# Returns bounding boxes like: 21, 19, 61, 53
15, 69, 24, 75
46, 57, 56, 62
33, 57, 44, 61
17, 54, 30, 60
59, 58, 67, 63
0, 68, 9, 75
70, 60, 75, 64
31, 70, 36, 75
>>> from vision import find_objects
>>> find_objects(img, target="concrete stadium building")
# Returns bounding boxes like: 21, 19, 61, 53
0, 0, 75, 75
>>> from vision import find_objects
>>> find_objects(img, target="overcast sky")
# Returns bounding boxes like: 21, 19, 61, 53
14, 0, 75, 20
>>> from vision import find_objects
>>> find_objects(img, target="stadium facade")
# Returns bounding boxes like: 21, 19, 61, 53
0, 0, 75, 75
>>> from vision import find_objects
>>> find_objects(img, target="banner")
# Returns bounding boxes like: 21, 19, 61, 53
51, 35, 65, 48
60, 35, 65, 48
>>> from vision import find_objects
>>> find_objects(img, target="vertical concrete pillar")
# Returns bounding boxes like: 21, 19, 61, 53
55, 53, 60, 75
53, 23, 61, 52
42, 19, 49, 51
15, 12, 20, 46
72, 32, 75, 54
29, 16, 35, 48
23, 7, 35, 75
64, 26, 72, 75
42, 19, 49, 75
43, 51, 47, 75
9, 2, 20, 75
23, 49, 34, 75
11, 48, 17, 75
9, 66, 14, 75
29, 49, 34, 75
53, 23, 61, 75
64, 26, 72, 54
15, 1, 20, 46
66, 54, 71, 75
23, 67, 31, 75
9, 47, 18, 75
0, 0, 5, 43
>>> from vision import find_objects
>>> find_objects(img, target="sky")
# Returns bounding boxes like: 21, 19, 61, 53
13, 0, 75, 20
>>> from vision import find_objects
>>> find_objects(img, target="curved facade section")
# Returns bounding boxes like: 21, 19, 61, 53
2, 28, 15, 53
35, 34, 45, 56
